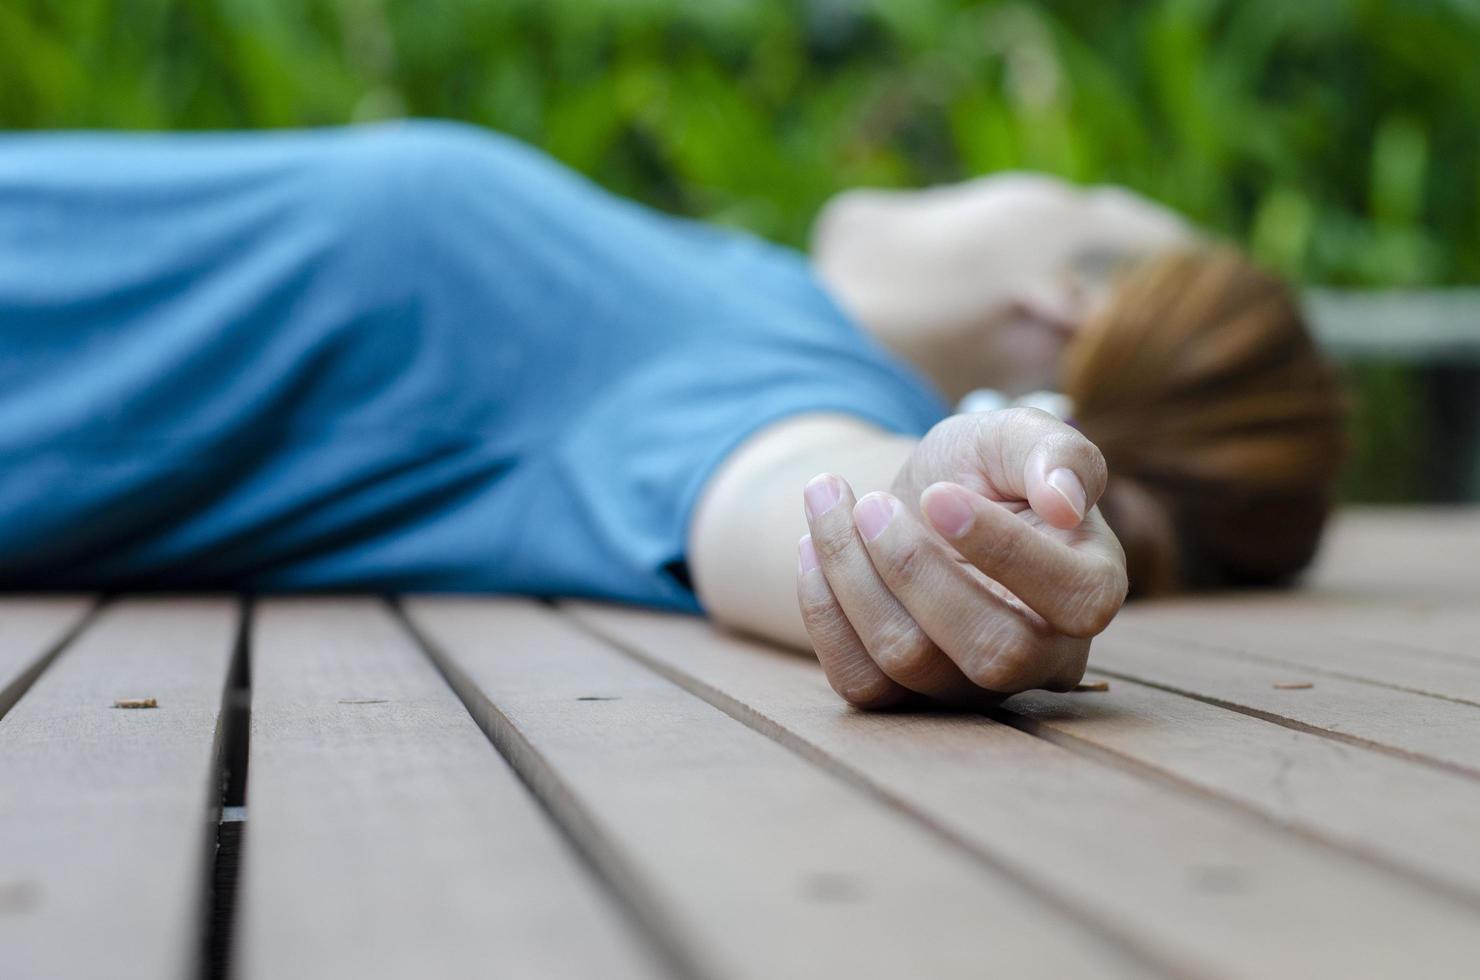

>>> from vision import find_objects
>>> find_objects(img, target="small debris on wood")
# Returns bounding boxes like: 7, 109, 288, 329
1191, 864, 1245, 894
112, 697, 157, 709
802, 870, 863, 903
1072, 681, 1110, 693
337, 698, 388, 705
1272, 682, 1314, 690
0, 879, 39, 914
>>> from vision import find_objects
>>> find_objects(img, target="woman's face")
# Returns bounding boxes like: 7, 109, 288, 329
812, 175, 1196, 400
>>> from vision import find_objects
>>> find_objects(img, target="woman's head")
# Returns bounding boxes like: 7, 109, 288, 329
1063, 247, 1348, 595
813, 177, 1347, 596
812, 175, 1195, 401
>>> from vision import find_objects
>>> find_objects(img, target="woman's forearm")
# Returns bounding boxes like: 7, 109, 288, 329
687, 413, 917, 650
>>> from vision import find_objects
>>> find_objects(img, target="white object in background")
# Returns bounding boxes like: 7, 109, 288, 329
955, 388, 1074, 422
955, 388, 1012, 415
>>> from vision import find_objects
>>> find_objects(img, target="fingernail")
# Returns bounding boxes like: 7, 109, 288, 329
804, 474, 841, 520
854, 494, 897, 542
798, 534, 819, 574
1047, 467, 1086, 521
922, 483, 975, 538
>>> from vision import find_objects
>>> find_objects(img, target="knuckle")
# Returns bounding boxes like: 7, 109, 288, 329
868, 618, 937, 684
809, 519, 854, 564
1002, 405, 1056, 433
797, 599, 866, 662
1059, 565, 1128, 637
832, 671, 905, 710
797, 588, 842, 634
1013, 405, 1056, 424
1050, 426, 1099, 460
926, 412, 975, 443
1084, 442, 1110, 493
966, 655, 1024, 693
1046, 646, 1093, 692
968, 520, 1023, 572
962, 620, 1036, 691
873, 536, 926, 588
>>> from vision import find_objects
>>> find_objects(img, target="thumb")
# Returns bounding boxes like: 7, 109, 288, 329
1025, 451, 1093, 530
969, 408, 1109, 530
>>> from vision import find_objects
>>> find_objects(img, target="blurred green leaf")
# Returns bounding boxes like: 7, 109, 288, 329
4, 0, 1478, 502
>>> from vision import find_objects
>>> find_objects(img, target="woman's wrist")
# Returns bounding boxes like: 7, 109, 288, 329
687, 413, 916, 649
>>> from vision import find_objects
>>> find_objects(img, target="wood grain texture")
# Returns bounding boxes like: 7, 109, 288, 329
1304, 508, 1480, 603
1103, 506, 1480, 703
0, 598, 238, 980
568, 601, 1480, 980
234, 598, 654, 980
1274, 602, 1480, 667
1113, 597, 1480, 707
1089, 627, 1480, 777
1004, 669, 1480, 906
404, 596, 1146, 980
0, 597, 96, 719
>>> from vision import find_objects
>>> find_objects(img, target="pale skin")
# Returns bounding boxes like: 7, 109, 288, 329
687, 175, 1193, 708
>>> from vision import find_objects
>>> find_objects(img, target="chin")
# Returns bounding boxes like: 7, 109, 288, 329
990, 320, 1068, 395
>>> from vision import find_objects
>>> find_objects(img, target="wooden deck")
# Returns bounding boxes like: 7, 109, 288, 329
1, 507, 1478, 979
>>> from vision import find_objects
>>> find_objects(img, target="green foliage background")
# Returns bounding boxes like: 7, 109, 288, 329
5, 0, 1478, 498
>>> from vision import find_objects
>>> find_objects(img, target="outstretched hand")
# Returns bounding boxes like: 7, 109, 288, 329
797, 408, 1128, 709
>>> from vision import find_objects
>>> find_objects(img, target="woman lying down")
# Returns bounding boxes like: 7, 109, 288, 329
0, 121, 1345, 708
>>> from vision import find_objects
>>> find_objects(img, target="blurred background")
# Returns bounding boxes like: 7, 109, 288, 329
4, 0, 1477, 502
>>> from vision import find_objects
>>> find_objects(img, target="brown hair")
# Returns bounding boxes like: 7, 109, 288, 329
1062, 247, 1347, 596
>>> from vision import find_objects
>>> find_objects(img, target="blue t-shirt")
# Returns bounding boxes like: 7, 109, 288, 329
0, 121, 947, 610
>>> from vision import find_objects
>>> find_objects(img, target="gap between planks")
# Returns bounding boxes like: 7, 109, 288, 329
395, 598, 726, 980
0, 597, 102, 723
563, 600, 1480, 980
232, 598, 659, 980
1088, 607, 1480, 781
995, 673, 1480, 913
402, 596, 1160, 980
0, 598, 240, 980
1110, 604, 1480, 710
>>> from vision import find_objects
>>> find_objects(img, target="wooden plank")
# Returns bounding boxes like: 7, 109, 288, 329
1090, 626, 1480, 777
1003, 670, 1480, 906
1304, 508, 1480, 603
568, 601, 1480, 980
1115, 508, 1480, 674
1301, 603, 1480, 666
1114, 598, 1480, 707
403, 596, 1149, 980
234, 598, 655, 980
0, 597, 97, 717
0, 598, 238, 980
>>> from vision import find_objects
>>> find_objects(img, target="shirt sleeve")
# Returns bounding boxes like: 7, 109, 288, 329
497, 214, 950, 613
0, 121, 948, 602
